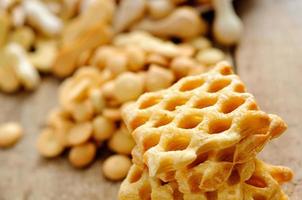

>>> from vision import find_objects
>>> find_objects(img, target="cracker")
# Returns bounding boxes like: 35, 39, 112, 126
119, 159, 293, 200
122, 62, 287, 189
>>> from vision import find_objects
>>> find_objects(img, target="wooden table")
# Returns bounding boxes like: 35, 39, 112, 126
0, 0, 301, 199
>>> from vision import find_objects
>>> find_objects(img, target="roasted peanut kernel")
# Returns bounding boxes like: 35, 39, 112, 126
67, 122, 93, 146
102, 108, 122, 122
146, 53, 169, 67
89, 89, 106, 114
147, 0, 174, 19
113, 72, 144, 103
146, 64, 174, 92
108, 128, 135, 155
196, 48, 225, 66
170, 56, 196, 79
0, 122, 23, 148
37, 128, 64, 158
68, 142, 96, 168
6, 43, 41, 90
188, 37, 211, 51
124, 45, 146, 71
92, 116, 115, 142
0, 51, 20, 93
102, 155, 132, 181
29, 39, 57, 72
105, 52, 128, 77
90, 46, 116, 69
9, 26, 35, 50
69, 100, 94, 122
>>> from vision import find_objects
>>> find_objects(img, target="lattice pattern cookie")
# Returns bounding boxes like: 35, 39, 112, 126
122, 62, 287, 190
119, 159, 293, 200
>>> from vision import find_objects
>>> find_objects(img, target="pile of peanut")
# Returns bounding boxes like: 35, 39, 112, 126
1, 0, 242, 181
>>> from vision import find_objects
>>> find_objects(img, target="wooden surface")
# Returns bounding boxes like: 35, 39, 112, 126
1, 0, 302, 199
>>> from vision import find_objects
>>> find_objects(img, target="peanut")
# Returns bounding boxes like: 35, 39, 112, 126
132, 7, 207, 39
195, 48, 225, 66
146, 53, 169, 67
102, 108, 122, 122
92, 116, 115, 142
170, 56, 196, 79
188, 37, 211, 51
146, 64, 174, 92
68, 142, 96, 168
0, 122, 23, 148
9, 26, 35, 50
89, 89, 106, 114
147, 0, 174, 19
113, 72, 144, 103
67, 122, 92, 146
28, 39, 57, 72
113, 0, 146, 33
6, 43, 40, 90
11, 6, 25, 28
0, 50, 20, 93
69, 100, 94, 122
213, 0, 243, 45
37, 128, 64, 158
23, 0, 63, 36
105, 52, 128, 77
90, 46, 115, 69
108, 128, 135, 155
124, 45, 146, 71
102, 155, 132, 181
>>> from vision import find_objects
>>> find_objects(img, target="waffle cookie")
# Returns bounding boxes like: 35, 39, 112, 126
119, 159, 293, 200
122, 62, 287, 189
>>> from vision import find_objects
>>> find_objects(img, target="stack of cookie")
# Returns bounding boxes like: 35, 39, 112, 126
119, 62, 293, 200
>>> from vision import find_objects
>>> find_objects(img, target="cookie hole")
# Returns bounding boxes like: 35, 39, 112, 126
159, 179, 169, 186
208, 79, 231, 93
179, 78, 205, 92
172, 182, 184, 200
139, 96, 162, 109
161, 171, 176, 182
165, 97, 189, 111
153, 115, 173, 128
129, 168, 143, 183
164, 135, 191, 151
189, 174, 202, 193
228, 169, 240, 186
219, 66, 232, 75
143, 133, 160, 151
245, 175, 267, 188
221, 97, 245, 114
208, 118, 232, 134
130, 115, 149, 130
194, 96, 218, 109
253, 195, 267, 200
188, 152, 210, 168
139, 182, 151, 200
157, 158, 174, 173
178, 114, 203, 129
233, 84, 245, 93
217, 146, 235, 162
248, 102, 259, 110
205, 191, 218, 200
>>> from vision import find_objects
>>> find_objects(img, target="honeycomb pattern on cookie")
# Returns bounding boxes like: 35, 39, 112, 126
119, 159, 293, 200
122, 62, 287, 185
